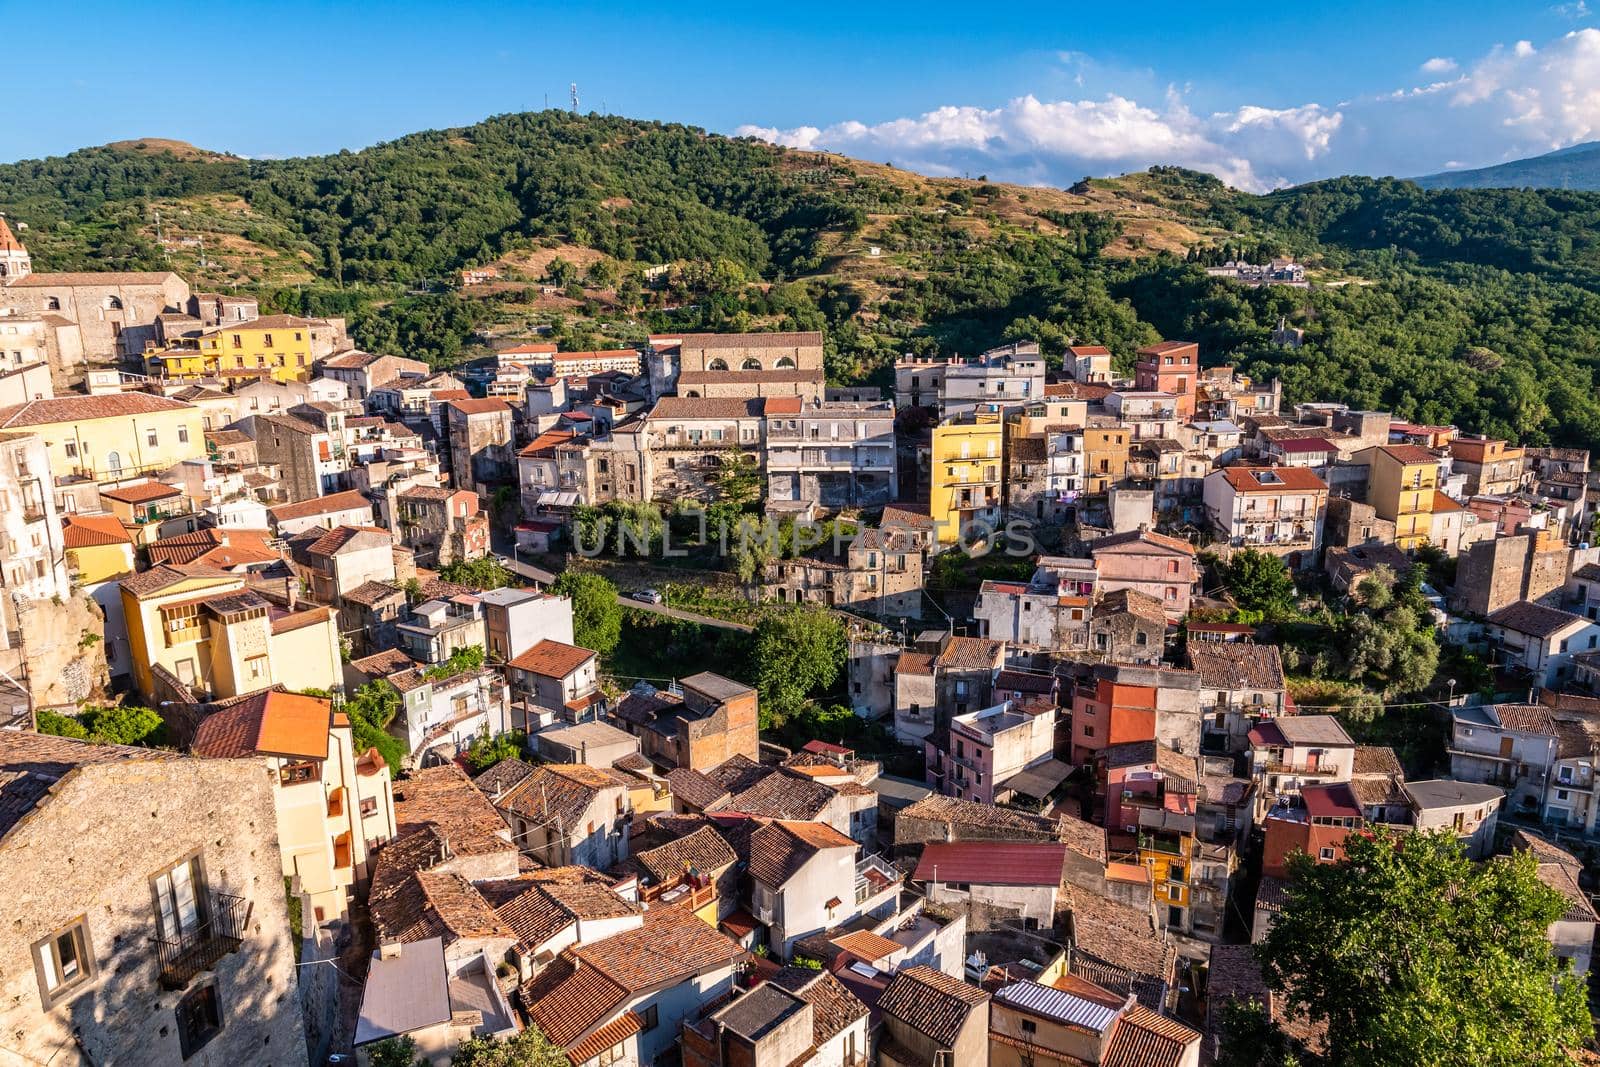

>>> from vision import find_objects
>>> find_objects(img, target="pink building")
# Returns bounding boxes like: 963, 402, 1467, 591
1089, 528, 1199, 619
1100, 740, 1198, 835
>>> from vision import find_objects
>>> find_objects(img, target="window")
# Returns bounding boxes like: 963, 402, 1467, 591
46, 297, 60, 311
105, 296, 123, 311
1083, 725, 1095, 738
641, 1004, 660, 1031
177, 426, 189, 444
231, 335, 242, 349
741, 358, 761, 370
280, 761, 318, 785
1020, 1020, 1037, 1035
598, 1045, 626, 1067
63, 441, 78, 459
33, 918, 93, 1008
263, 334, 274, 347
146, 428, 159, 447
176, 982, 223, 1059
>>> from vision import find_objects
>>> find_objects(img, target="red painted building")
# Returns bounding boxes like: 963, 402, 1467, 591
1134, 341, 1199, 418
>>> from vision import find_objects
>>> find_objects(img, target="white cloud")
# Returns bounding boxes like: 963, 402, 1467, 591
1553, 2, 1590, 20
736, 27, 1600, 189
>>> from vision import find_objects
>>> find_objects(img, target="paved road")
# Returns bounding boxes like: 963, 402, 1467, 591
499, 553, 753, 633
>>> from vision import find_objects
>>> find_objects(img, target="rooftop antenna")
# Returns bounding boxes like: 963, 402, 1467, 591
570, 83, 580, 113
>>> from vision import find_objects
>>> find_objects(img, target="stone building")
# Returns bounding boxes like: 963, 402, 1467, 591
396, 485, 488, 567
2, 268, 190, 366
639, 396, 767, 502
239, 411, 346, 502
764, 527, 924, 617
0, 732, 306, 1066
1451, 530, 1574, 617
610, 671, 759, 771
443, 398, 515, 493
646, 330, 824, 399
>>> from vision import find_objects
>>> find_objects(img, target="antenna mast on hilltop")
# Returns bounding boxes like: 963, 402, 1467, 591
570, 83, 580, 113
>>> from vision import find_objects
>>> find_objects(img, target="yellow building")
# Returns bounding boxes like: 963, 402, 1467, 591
147, 314, 337, 383
930, 412, 1004, 545
0, 392, 204, 485
1365, 443, 1442, 550
120, 565, 342, 703
60, 513, 136, 584
193, 689, 396, 921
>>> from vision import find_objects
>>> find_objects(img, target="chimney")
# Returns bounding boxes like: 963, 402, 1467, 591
379, 941, 403, 960
285, 576, 298, 611
219, 531, 230, 547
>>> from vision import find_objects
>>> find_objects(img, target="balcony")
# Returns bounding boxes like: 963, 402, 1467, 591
1263, 760, 1340, 775
154, 892, 250, 990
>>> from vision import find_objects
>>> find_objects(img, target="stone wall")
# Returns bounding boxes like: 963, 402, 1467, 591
0, 755, 307, 1066
0, 592, 111, 707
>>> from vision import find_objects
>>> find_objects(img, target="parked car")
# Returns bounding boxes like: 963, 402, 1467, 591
632, 588, 664, 604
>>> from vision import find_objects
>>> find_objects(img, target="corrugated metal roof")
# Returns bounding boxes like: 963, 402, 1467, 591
995, 980, 1119, 1033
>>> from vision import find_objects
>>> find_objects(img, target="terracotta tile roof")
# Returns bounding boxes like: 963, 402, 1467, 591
936, 635, 1005, 669
302, 524, 392, 558
1490, 703, 1559, 735
496, 763, 628, 827
268, 489, 373, 523
763, 395, 804, 415
100, 480, 182, 504
517, 428, 578, 458
1068, 891, 1174, 1009
508, 639, 597, 678
119, 563, 235, 598
895, 651, 936, 677
727, 769, 838, 821
1185, 643, 1285, 690
147, 528, 280, 568
877, 965, 989, 1046
1206, 944, 1325, 1054
392, 764, 513, 855
445, 397, 512, 417
377, 869, 516, 946
0, 733, 180, 839
1352, 745, 1404, 777
0, 391, 193, 428
1377, 443, 1442, 465
748, 819, 856, 887
349, 647, 418, 678
342, 580, 404, 607
1103, 1004, 1199, 1067
520, 956, 632, 1047
565, 1012, 642, 1065
648, 396, 767, 419
61, 513, 132, 548
271, 604, 333, 635
881, 505, 935, 530
1487, 600, 1586, 639
634, 824, 738, 884
192, 690, 331, 760
473, 758, 537, 798
1094, 527, 1196, 559
571, 903, 746, 989
830, 929, 902, 963
666, 330, 823, 349
1218, 465, 1328, 493
897, 793, 1106, 857
703, 753, 767, 792
666, 767, 731, 811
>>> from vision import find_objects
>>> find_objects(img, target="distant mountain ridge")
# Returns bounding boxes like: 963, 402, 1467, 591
1416, 141, 1600, 190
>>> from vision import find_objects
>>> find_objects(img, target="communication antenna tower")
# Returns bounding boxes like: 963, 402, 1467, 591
570, 83, 580, 113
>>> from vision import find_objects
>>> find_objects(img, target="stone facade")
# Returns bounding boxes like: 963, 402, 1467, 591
0, 737, 306, 1067
2, 270, 191, 368
1452, 530, 1571, 617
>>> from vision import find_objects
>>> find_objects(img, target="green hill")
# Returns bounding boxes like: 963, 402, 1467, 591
6, 112, 1600, 452
1415, 142, 1600, 191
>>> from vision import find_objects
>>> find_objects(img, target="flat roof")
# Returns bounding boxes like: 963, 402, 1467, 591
354, 938, 450, 1045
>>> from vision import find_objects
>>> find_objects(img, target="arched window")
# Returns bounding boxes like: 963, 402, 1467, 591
707, 358, 728, 371
105, 296, 123, 311
684, 390, 701, 398
741, 358, 761, 370
105, 451, 122, 476
774, 356, 796, 369
45, 297, 60, 311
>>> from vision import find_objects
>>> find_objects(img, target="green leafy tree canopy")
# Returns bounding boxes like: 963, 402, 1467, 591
1258, 827, 1588, 1067
549, 572, 623, 656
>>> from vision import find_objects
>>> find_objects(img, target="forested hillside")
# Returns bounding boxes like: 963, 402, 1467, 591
1416, 140, 1600, 192
6, 110, 1600, 449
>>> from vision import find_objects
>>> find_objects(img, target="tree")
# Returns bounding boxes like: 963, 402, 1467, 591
1258, 827, 1588, 1067
451, 1025, 570, 1066
439, 557, 514, 591
346, 680, 405, 773
716, 447, 762, 505
77, 705, 166, 746
368, 1036, 423, 1067
36, 710, 89, 739
464, 729, 527, 773
1219, 549, 1297, 616
751, 607, 846, 716
549, 572, 623, 656
1212, 999, 1302, 1067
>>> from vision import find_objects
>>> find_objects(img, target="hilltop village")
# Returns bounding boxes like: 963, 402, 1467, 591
2, 215, 1599, 1067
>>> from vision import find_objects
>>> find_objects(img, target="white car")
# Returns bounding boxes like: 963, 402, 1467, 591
632, 588, 664, 604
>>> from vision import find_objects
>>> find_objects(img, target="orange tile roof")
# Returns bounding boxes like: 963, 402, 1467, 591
61, 513, 132, 548
1218, 465, 1329, 493
518, 428, 577, 457
831, 929, 902, 963
763, 396, 804, 415
508, 639, 597, 678
147, 528, 279, 568
192, 690, 331, 760
445, 397, 512, 416
267, 489, 373, 522
0, 392, 193, 429
100, 481, 182, 504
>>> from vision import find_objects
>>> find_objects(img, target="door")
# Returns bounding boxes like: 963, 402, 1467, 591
1499, 737, 1515, 759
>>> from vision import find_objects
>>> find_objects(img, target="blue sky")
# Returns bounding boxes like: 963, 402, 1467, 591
5, 1, 1599, 189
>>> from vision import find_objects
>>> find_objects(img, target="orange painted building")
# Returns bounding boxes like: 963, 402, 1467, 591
1134, 341, 1199, 418
1262, 782, 1364, 878
1072, 676, 1157, 763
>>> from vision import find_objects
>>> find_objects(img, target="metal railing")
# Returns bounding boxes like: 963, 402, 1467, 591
154, 891, 250, 990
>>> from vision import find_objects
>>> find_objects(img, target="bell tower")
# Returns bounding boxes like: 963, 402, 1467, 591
0, 214, 31, 281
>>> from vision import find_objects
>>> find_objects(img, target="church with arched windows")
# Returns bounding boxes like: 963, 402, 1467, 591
644, 330, 825, 401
